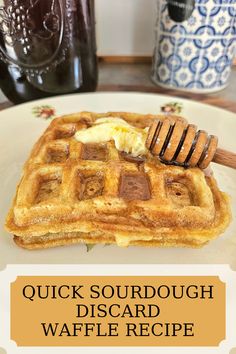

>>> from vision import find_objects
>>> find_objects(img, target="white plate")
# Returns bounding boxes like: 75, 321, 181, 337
0, 92, 235, 267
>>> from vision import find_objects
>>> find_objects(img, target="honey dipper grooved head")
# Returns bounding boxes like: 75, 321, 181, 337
146, 119, 218, 169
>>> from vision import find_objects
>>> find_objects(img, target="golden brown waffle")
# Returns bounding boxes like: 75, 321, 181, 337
5, 112, 231, 249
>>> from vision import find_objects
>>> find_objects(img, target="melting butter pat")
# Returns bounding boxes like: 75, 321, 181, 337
75, 117, 148, 157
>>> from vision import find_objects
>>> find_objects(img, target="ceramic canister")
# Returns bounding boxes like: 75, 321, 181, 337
152, 0, 236, 93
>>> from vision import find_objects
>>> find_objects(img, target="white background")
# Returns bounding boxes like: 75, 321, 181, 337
0, 264, 236, 354
95, 0, 156, 56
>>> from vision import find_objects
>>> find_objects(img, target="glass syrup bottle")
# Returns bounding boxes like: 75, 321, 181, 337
0, 0, 98, 103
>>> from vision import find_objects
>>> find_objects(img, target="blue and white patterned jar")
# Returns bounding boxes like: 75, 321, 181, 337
152, 0, 236, 92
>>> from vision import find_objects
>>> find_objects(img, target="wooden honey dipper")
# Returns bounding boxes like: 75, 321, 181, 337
146, 118, 236, 169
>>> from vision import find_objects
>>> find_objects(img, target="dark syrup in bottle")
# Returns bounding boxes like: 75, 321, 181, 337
0, 0, 97, 103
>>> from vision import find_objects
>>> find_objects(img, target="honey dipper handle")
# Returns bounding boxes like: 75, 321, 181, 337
213, 148, 236, 169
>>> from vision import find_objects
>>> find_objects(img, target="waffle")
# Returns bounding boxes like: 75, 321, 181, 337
5, 111, 231, 249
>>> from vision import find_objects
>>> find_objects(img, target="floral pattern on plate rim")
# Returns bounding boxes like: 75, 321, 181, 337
31, 102, 183, 120
32, 105, 56, 119
161, 102, 183, 114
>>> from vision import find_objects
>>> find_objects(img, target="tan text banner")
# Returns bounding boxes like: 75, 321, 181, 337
11, 276, 225, 347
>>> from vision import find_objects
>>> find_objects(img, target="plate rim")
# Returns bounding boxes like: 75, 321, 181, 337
0, 91, 235, 121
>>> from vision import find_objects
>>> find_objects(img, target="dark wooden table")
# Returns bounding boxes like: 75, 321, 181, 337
0, 84, 236, 113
